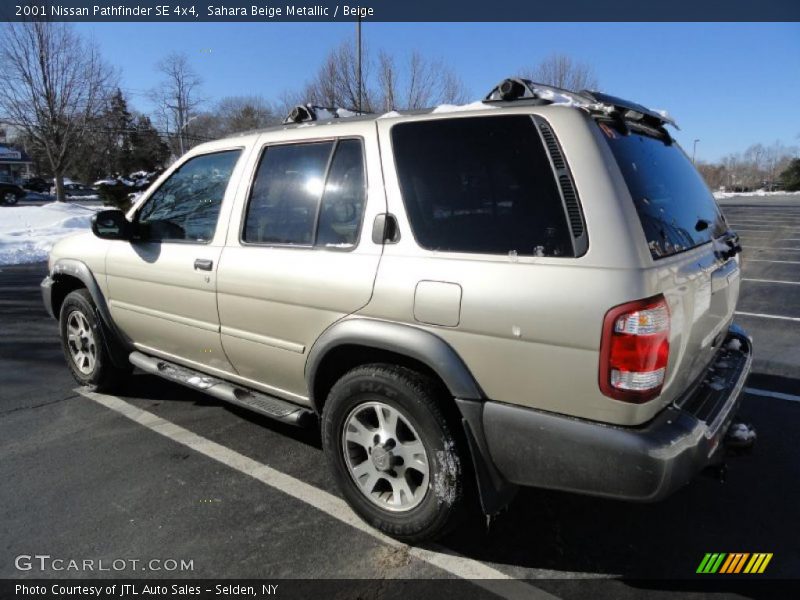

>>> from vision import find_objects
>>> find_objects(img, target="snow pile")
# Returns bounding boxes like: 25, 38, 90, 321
0, 203, 100, 265
431, 101, 499, 114
714, 190, 800, 199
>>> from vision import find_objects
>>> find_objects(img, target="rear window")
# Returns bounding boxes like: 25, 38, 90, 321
391, 115, 574, 257
600, 123, 727, 259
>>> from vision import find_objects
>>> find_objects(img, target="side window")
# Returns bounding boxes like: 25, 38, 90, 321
391, 116, 574, 257
316, 139, 366, 248
244, 142, 333, 245
243, 139, 367, 249
137, 150, 242, 243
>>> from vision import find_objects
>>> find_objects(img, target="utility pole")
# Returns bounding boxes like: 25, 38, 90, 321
356, 17, 362, 113
692, 139, 700, 164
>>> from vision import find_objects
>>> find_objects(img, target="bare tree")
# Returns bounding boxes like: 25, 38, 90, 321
302, 42, 467, 114
151, 52, 203, 156
304, 41, 373, 112
521, 54, 599, 92
0, 22, 113, 200
394, 51, 467, 110
193, 95, 280, 139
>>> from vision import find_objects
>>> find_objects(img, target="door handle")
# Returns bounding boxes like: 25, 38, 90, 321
194, 258, 213, 271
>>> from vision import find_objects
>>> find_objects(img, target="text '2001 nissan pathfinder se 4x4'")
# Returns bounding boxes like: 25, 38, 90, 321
42, 78, 754, 542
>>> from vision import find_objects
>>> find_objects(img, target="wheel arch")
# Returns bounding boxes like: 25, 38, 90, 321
49, 258, 132, 368
305, 318, 484, 415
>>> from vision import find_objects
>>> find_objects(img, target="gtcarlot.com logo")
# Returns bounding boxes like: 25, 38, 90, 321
697, 552, 773, 574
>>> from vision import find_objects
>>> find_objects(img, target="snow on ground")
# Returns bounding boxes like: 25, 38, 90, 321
0, 203, 100, 266
714, 190, 800, 199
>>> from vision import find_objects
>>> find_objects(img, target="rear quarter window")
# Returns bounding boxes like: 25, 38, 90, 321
391, 115, 575, 257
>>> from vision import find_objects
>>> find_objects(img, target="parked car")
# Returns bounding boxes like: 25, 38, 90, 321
22, 177, 50, 193
0, 181, 25, 205
41, 79, 753, 543
61, 183, 99, 199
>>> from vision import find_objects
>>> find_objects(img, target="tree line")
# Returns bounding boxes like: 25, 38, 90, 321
5, 21, 795, 201
696, 141, 799, 192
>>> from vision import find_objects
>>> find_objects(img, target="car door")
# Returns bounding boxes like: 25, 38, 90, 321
217, 125, 384, 403
105, 147, 246, 374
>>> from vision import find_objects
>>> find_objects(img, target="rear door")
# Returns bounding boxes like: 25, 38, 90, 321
600, 122, 740, 403
216, 124, 385, 403
106, 148, 245, 373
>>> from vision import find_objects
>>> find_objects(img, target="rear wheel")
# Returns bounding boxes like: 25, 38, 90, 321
59, 289, 130, 392
322, 364, 467, 543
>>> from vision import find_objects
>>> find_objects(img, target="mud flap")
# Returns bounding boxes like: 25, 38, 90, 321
455, 398, 518, 515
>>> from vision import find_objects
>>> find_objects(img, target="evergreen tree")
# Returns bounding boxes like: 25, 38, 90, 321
779, 159, 800, 192
129, 114, 170, 173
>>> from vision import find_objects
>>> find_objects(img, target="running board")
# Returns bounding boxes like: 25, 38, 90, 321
129, 351, 315, 427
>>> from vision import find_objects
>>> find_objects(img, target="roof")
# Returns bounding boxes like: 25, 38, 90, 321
206, 79, 677, 148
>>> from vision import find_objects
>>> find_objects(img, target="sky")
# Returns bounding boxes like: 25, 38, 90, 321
73, 22, 800, 162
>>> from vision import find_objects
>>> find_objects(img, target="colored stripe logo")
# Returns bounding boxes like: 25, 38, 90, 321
697, 553, 773, 574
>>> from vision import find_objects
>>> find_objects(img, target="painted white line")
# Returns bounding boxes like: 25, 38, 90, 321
76, 390, 564, 598
746, 247, 800, 251
735, 311, 800, 322
745, 259, 800, 265
745, 387, 800, 403
742, 278, 800, 286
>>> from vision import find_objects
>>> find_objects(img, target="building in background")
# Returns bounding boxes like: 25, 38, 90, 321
0, 143, 33, 183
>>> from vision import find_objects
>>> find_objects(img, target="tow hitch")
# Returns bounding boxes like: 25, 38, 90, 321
703, 421, 756, 482
724, 421, 757, 451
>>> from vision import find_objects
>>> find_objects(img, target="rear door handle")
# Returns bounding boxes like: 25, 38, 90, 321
194, 258, 213, 271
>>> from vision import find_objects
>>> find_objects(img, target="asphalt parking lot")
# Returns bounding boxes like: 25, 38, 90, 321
1, 196, 799, 599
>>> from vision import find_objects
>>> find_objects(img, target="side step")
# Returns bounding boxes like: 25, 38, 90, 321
129, 351, 315, 427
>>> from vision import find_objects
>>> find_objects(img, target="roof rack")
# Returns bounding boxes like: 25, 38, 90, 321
483, 78, 678, 130
283, 104, 367, 124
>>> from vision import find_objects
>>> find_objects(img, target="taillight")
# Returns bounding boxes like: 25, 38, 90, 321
599, 295, 670, 403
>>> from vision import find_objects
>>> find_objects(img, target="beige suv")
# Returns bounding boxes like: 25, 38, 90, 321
42, 79, 753, 542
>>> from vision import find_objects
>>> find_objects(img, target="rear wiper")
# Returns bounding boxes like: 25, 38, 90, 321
714, 230, 742, 260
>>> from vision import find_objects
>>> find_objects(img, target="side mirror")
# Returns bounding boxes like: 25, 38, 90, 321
91, 209, 131, 240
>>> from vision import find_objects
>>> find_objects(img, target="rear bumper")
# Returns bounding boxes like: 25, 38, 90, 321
480, 326, 753, 502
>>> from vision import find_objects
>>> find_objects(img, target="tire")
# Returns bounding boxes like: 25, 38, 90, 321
59, 289, 130, 392
3, 191, 18, 206
322, 364, 467, 543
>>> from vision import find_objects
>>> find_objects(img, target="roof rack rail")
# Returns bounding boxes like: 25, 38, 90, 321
483, 77, 678, 130
283, 104, 366, 124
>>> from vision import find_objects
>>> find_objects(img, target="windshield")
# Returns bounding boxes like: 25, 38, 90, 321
600, 122, 727, 259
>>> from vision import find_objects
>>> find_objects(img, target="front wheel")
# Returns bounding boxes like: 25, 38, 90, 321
59, 289, 130, 392
2, 191, 18, 206
322, 364, 467, 543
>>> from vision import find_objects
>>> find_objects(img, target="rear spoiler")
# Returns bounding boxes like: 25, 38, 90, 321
483, 78, 679, 130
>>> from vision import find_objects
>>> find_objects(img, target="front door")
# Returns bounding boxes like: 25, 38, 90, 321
105, 148, 244, 373
217, 129, 384, 403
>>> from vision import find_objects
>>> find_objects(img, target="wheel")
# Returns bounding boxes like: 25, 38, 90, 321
3, 191, 18, 206
322, 364, 467, 543
59, 289, 130, 392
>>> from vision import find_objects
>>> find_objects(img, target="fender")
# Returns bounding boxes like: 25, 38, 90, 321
45, 258, 133, 368
305, 318, 484, 408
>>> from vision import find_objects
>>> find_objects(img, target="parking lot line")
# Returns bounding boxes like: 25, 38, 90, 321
745, 387, 800, 403
77, 389, 562, 599
742, 278, 800, 286
735, 311, 800, 323
746, 247, 800, 251
745, 259, 800, 265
